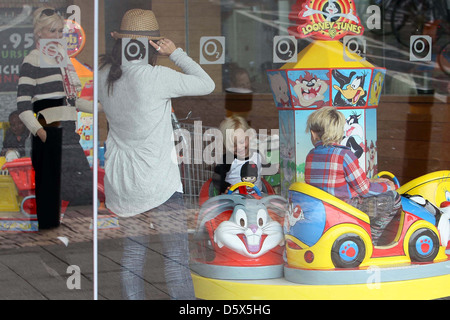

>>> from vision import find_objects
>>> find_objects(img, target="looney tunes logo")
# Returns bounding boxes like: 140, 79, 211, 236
291, 0, 364, 40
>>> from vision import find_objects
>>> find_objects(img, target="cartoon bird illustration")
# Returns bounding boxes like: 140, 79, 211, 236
369, 72, 384, 105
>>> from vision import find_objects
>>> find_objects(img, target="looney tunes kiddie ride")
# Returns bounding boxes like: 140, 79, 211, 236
191, 0, 450, 300
192, 172, 450, 299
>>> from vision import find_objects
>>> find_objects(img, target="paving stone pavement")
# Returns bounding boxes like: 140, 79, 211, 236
0, 205, 198, 300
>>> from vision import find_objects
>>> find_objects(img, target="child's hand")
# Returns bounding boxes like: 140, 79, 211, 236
223, 186, 231, 194
372, 177, 396, 190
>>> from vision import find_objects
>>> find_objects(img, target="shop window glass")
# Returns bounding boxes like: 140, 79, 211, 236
0, 0, 94, 299
0, 0, 448, 300
217, 0, 449, 96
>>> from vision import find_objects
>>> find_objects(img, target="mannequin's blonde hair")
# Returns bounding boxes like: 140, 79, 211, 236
306, 107, 345, 146
33, 7, 64, 41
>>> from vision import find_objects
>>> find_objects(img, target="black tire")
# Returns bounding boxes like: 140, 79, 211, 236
331, 234, 366, 268
408, 228, 440, 262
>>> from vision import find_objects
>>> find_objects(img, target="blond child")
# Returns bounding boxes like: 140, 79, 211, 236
212, 116, 263, 194
304, 107, 400, 245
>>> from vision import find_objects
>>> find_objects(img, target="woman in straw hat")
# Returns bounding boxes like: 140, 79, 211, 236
99, 9, 215, 299
17, 7, 93, 230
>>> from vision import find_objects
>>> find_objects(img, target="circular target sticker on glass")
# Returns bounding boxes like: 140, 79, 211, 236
343, 35, 366, 62
200, 36, 225, 65
273, 36, 297, 63
121, 38, 149, 66
409, 35, 432, 62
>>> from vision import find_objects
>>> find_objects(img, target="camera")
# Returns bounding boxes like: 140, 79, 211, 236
273, 36, 297, 63
122, 38, 148, 66
409, 35, 432, 62
199, 36, 225, 65
343, 35, 366, 62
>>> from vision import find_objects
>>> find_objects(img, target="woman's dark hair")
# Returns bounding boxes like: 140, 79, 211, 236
100, 38, 159, 95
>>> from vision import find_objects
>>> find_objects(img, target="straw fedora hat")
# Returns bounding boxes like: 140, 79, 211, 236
111, 9, 164, 40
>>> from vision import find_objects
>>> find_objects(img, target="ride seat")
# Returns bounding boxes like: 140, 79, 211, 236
290, 182, 371, 225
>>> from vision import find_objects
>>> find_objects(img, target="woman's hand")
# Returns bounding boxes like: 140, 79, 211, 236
149, 38, 176, 56
36, 128, 47, 143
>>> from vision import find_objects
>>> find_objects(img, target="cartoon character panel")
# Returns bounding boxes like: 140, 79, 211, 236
436, 177, 450, 208
267, 70, 291, 108
279, 110, 296, 198
340, 109, 366, 171
368, 69, 385, 106
332, 69, 372, 107
294, 110, 314, 182
287, 69, 330, 108
293, 108, 374, 183
285, 191, 326, 247
365, 108, 377, 178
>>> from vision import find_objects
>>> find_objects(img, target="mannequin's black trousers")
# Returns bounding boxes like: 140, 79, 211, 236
32, 122, 92, 230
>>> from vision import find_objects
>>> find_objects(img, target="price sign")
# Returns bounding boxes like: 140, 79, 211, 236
0, 26, 34, 92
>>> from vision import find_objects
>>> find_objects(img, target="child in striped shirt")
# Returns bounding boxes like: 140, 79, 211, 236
304, 107, 401, 246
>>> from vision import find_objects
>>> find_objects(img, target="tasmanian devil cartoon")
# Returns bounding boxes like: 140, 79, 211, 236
290, 71, 328, 107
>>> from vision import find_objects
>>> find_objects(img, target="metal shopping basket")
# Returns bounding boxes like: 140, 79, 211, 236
172, 112, 280, 209
173, 115, 216, 210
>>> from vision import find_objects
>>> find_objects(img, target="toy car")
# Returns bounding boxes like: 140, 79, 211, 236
192, 181, 287, 280
1, 158, 106, 218
284, 171, 450, 270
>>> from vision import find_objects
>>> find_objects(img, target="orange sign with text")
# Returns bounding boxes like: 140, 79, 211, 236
289, 0, 364, 40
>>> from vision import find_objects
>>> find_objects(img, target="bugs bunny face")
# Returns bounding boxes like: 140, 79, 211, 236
213, 197, 285, 258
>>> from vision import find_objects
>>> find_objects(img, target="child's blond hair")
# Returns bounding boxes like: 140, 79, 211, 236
306, 107, 345, 146
219, 116, 256, 153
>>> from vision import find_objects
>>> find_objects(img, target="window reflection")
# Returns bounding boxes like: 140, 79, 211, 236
0, 0, 447, 300
0, 1, 93, 299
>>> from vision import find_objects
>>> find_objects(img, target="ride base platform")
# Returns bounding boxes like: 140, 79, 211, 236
192, 251, 450, 300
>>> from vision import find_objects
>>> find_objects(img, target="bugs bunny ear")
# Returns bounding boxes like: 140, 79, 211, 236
195, 195, 239, 237
261, 195, 288, 218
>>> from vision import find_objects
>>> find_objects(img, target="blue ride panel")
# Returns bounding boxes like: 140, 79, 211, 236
287, 191, 327, 247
